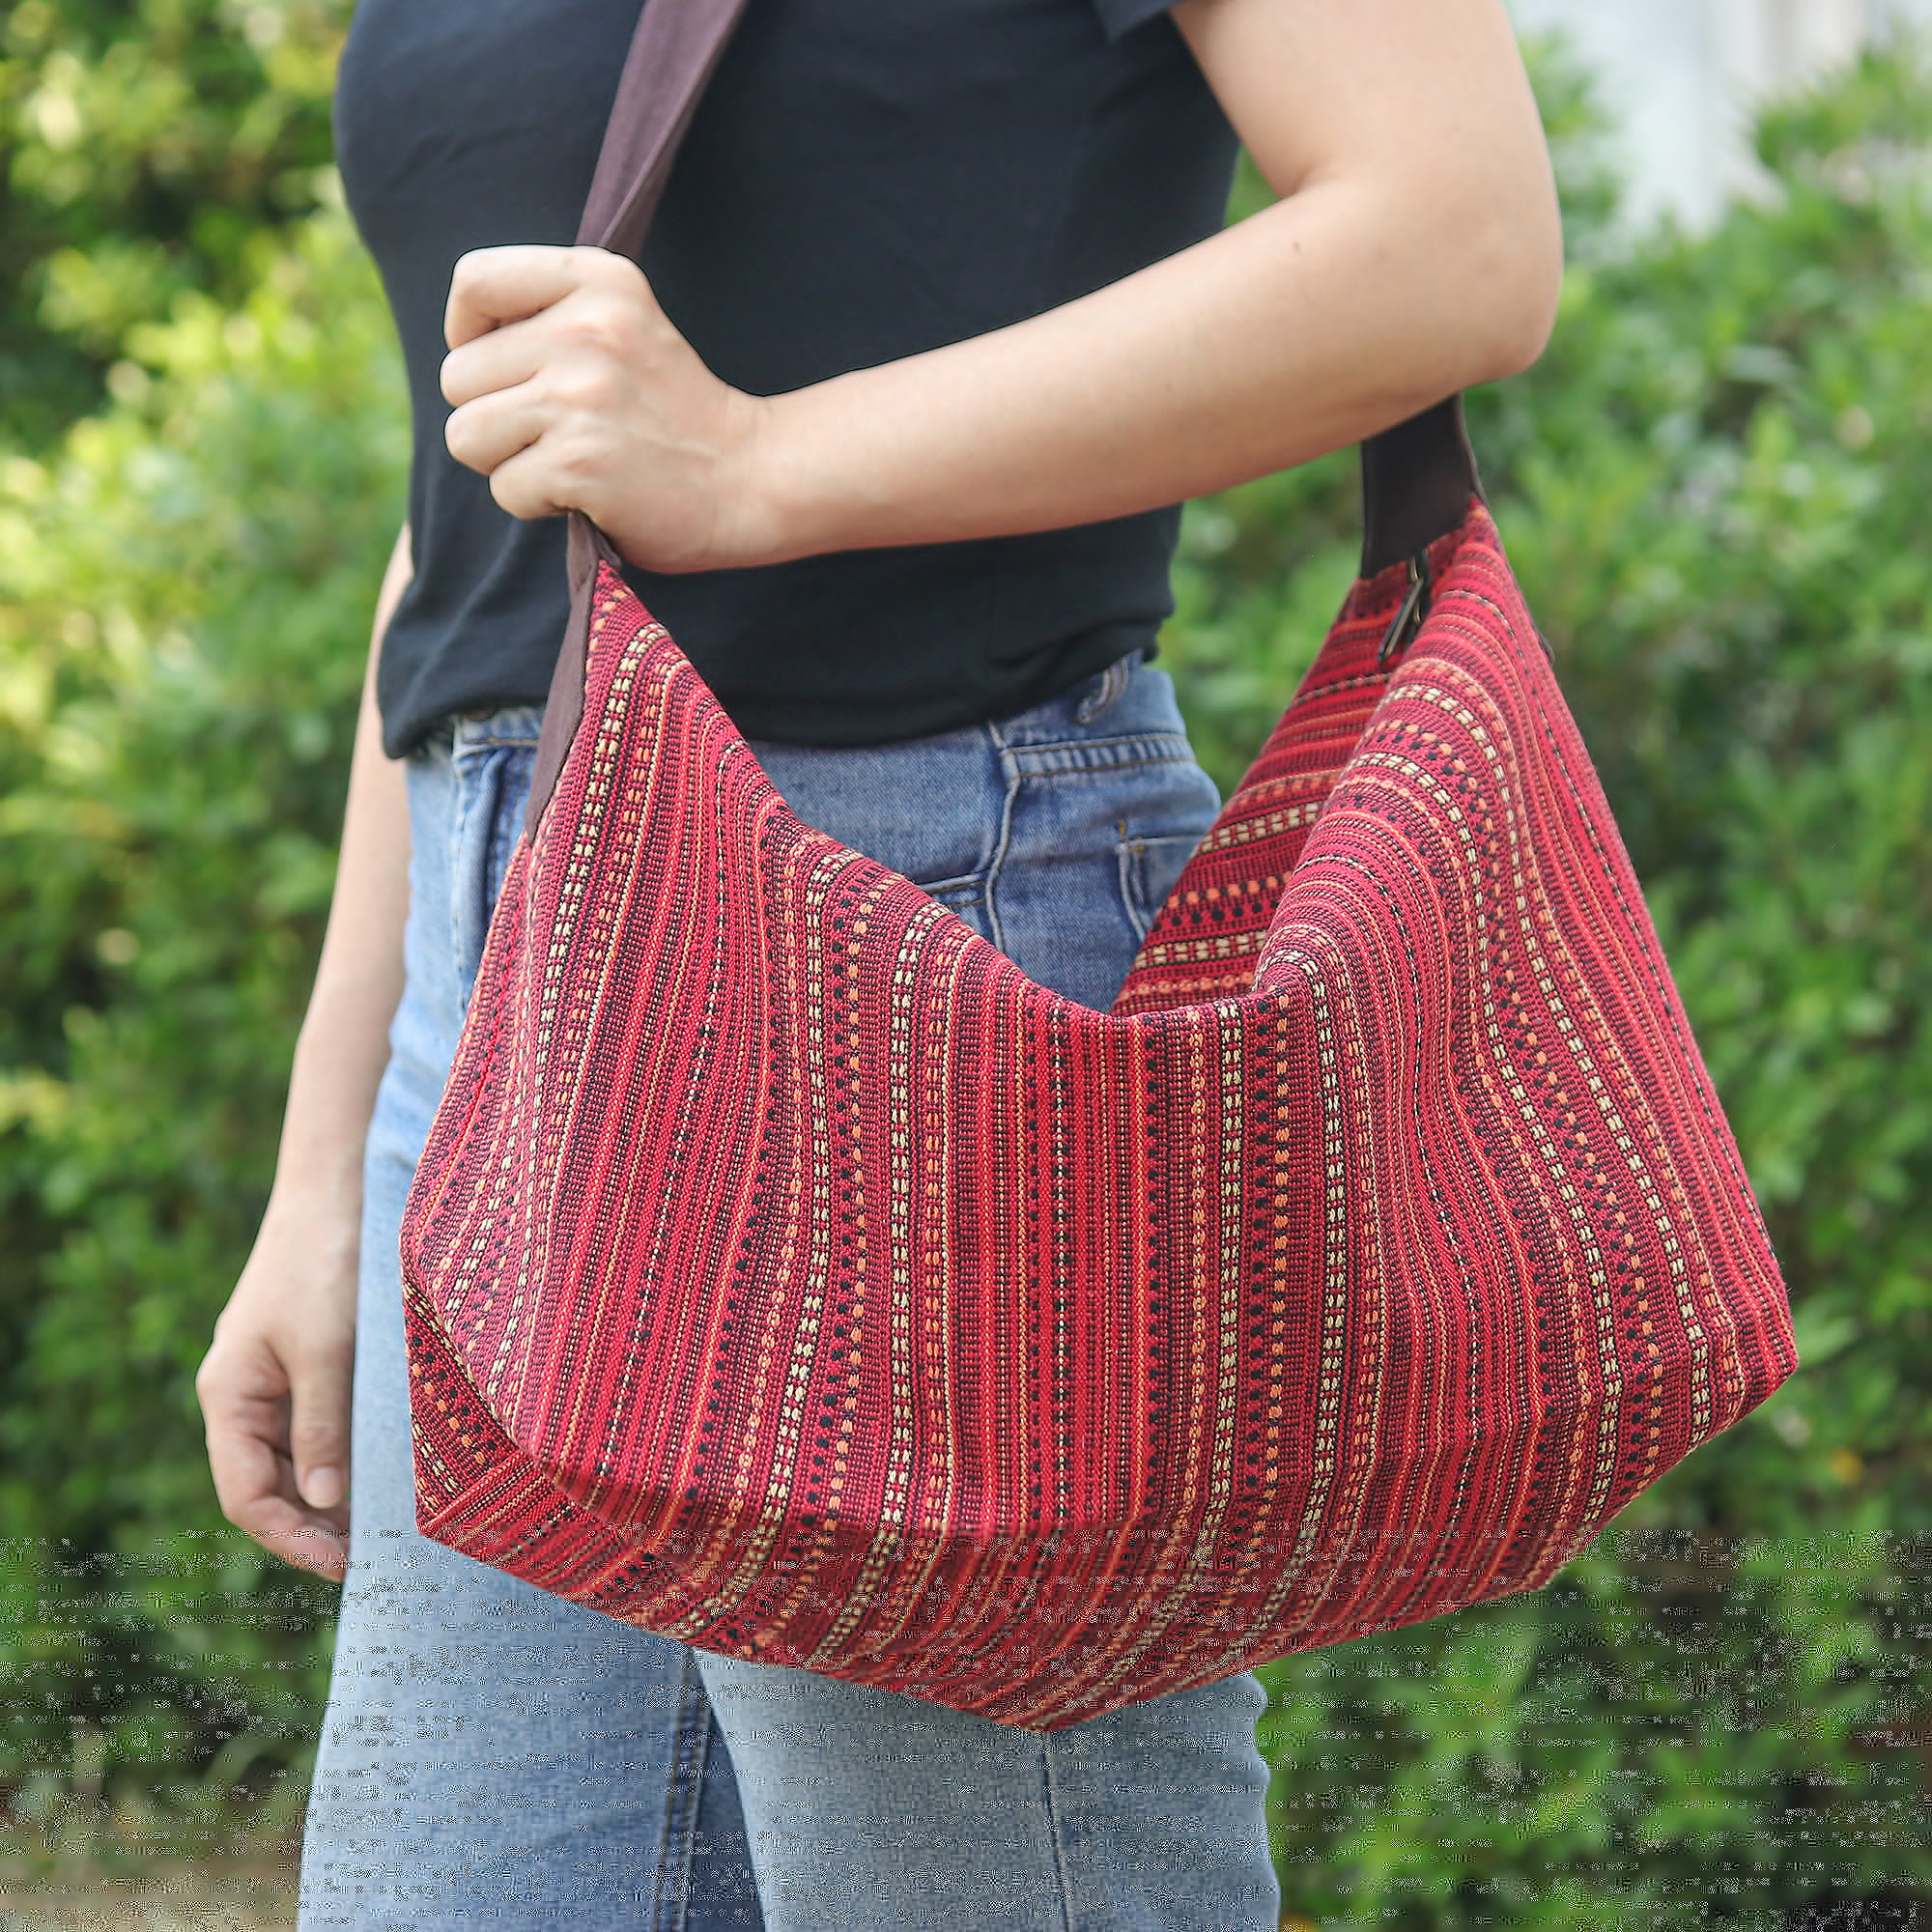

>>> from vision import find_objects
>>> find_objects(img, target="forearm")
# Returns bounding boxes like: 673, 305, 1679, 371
267, 524, 414, 1214
752, 198, 1503, 562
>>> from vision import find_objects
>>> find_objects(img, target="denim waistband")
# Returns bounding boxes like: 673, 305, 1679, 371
446, 702, 546, 756
435, 649, 1157, 764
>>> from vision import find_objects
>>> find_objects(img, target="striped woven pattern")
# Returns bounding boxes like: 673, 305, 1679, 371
400, 502, 1795, 1730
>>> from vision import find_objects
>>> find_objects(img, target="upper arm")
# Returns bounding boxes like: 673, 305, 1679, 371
1169, 0, 1563, 367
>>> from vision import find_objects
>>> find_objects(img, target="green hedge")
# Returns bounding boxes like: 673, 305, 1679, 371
0, 200, 406, 1864
1, 40, 1927, 1927
1, 0, 345, 446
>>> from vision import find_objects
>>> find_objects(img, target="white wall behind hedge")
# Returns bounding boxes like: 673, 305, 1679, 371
1509, 0, 1932, 227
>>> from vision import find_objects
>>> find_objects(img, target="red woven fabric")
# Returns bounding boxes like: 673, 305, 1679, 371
400, 502, 1795, 1730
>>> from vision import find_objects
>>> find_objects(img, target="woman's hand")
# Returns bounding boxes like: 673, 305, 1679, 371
197, 1192, 356, 1582
440, 245, 772, 574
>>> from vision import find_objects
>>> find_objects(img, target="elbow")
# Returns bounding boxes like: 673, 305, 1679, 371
1477, 217, 1564, 385
1328, 144, 1565, 430
1447, 159, 1566, 389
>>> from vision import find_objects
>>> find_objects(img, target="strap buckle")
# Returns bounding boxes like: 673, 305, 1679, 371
1378, 550, 1434, 668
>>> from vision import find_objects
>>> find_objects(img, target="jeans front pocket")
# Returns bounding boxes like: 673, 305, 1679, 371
745, 728, 1000, 933
1117, 828, 1208, 943
448, 729, 539, 1013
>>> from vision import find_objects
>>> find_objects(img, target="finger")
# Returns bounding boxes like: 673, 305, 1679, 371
440, 324, 543, 411
443, 243, 595, 352
443, 267, 663, 410
443, 388, 547, 482
481, 436, 578, 524
287, 1335, 355, 1518
235, 1493, 350, 1583
203, 1396, 349, 1581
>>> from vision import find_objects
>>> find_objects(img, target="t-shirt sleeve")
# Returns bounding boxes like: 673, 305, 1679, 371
1090, 0, 1180, 40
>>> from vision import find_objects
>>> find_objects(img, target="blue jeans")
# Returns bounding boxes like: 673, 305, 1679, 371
298, 654, 1281, 1931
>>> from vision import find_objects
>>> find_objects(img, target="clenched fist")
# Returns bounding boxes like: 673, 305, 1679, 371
440, 244, 777, 574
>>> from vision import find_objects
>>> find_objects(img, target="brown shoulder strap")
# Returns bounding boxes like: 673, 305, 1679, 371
1360, 396, 1482, 579
578, 0, 751, 258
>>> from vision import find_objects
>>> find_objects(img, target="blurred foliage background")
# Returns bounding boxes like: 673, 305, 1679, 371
2, 5, 1928, 1925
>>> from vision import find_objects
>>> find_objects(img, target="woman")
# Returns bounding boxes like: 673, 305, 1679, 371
197, 0, 1561, 1924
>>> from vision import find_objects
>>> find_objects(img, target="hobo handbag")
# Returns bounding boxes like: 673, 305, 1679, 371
399, 0, 1798, 1731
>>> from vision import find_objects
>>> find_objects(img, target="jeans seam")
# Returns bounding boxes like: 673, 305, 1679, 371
1038, 1739, 1077, 1932
1001, 733, 1195, 779
980, 724, 1018, 958
447, 767, 480, 1012
651, 1647, 713, 1932
457, 732, 542, 752
1117, 839, 1150, 946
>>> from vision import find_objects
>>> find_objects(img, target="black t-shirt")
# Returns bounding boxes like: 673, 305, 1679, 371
334, 0, 1238, 756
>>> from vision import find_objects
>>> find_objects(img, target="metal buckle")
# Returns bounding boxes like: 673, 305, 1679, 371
1378, 550, 1434, 667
